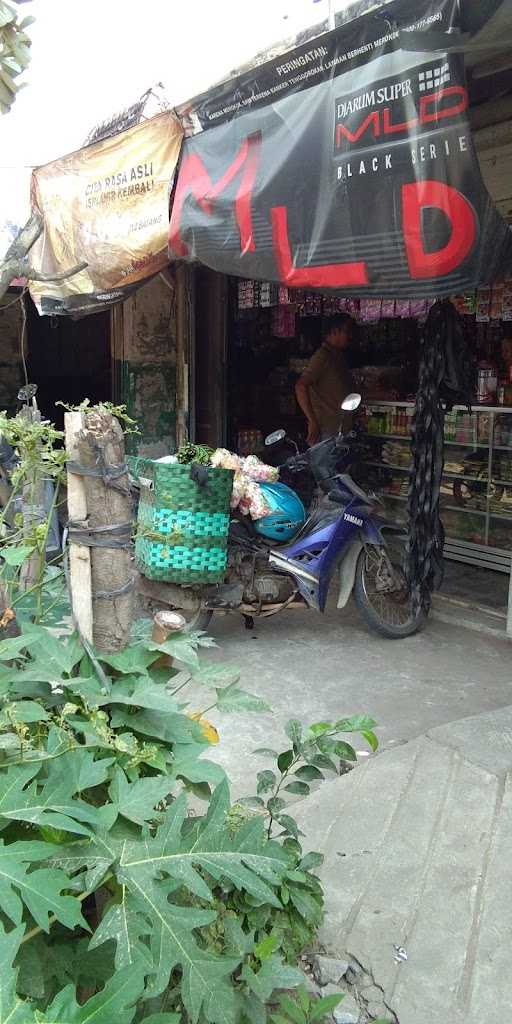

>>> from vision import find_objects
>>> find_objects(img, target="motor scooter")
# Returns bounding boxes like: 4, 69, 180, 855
140, 394, 425, 639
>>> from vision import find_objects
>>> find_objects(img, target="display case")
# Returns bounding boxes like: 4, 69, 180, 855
360, 402, 512, 572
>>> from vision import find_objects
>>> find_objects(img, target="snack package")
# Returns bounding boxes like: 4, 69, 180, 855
395, 299, 411, 318
381, 299, 396, 318
409, 299, 428, 319
502, 279, 512, 321
238, 279, 255, 309
490, 284, 504, 320
476, 287, 491, 322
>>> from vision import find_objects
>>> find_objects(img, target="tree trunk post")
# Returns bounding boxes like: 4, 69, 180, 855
74, 410, 134, 652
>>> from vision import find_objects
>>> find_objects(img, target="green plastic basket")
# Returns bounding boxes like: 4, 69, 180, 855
135, 460, 234, 583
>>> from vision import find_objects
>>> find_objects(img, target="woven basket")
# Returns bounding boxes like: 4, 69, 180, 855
135, 461, 234, 583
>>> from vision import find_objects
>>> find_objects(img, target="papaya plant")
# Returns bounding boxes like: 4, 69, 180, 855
0, 622, 333, 1022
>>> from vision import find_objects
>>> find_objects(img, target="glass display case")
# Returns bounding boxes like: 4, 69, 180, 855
360, 402, 512, 572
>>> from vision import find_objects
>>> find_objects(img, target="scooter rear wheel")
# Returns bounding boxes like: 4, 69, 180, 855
353, 545, 426, 639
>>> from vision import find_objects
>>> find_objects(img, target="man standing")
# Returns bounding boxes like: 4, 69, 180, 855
295, 313, 355, 445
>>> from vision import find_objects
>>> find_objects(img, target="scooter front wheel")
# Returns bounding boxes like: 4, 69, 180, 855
353, 545, 426, 639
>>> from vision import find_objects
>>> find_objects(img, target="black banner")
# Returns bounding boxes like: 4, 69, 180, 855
169, 0, 512, 297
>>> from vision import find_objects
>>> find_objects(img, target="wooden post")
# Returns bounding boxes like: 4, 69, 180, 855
64, 411, 93, 644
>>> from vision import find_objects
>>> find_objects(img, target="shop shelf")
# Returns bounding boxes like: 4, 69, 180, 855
382, 491, 487, 517
366, 433, 412, 442
364, 461, 490, 485
488, 510, 512, 522
365, 433, 500, 449
365, 461, 411, 472
439, 504, 487, 517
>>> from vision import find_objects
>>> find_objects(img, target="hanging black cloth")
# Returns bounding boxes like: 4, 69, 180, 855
407, 299, 475, 614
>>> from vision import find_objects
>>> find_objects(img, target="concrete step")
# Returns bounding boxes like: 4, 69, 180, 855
294, 718, 512, 1023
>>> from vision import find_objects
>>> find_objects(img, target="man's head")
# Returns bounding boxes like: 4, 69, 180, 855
325, 313, 355, 350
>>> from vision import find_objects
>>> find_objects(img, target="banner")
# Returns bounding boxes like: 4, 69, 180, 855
170, 0, 512, 297
30, 112, 183, 315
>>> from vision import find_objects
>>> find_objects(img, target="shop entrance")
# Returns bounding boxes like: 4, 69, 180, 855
194, 268, 512, 633
26, 297, 112, 430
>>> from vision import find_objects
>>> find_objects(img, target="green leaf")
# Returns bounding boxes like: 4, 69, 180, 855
0, 543, 35, 566
267, 797, 286, 817
285, 720, 303, 748
238, 796, 265, 810
254, 933, 280, 961
0, 839, 87, 933
335, 715, 377, 732
241, 955, 303, 1002
21, 625, 83, 677
0, 700, 49, 724
110, 708, 199, 745
333, 741, 357, 762
146, 635, 200, 669
277, 815, 302, 840
108, 768, 173, 825
127, 880, 237, 1017
172, 755, 225, 788
0, 922, 28, 1023
299, 851, 324, 871
0, 759, 102, 837
97, 677, 180, 713
361, 729, 379, 753
119, 784, 288, 911
256, 770, 276, 795
100, 645, 157, 676
43, 964, 146, 1023
294, 765, 324, 782
284, 782, 310, 797
289, 887, 323, 925
308, 753, 337, 773
308, 723, 332, 737
309, 992, 345, 1022
277, 992, 307, 1024
139, 1016, 180, 1024
89, 892, 152, 970
215, 685, 271, 714
223, 918, 255, 957
277, 750, 294, 773
0, 633, 39, 662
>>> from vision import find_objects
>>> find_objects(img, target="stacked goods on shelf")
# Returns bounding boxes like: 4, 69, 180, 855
382, 441, 411, 467
365, 405, 412, 436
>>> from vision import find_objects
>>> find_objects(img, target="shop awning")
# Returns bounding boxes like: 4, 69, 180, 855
169, 0, 512, 298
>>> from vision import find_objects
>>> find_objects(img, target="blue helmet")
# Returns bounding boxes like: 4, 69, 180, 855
253, 482, 305, 542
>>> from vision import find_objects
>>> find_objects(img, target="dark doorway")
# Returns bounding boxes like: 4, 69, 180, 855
27, 297, 111, 430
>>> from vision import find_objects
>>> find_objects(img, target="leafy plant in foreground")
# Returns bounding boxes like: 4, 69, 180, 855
245, 716, 378, 842
0, 622, 305, 1022
271, 986, 344, 1024
0, 612, 379, 1022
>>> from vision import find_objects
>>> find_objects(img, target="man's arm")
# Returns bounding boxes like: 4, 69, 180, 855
295, 375, 320, 446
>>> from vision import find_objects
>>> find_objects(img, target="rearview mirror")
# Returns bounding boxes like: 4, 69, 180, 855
265, 429, 286, 446
341, 393, 362, 412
